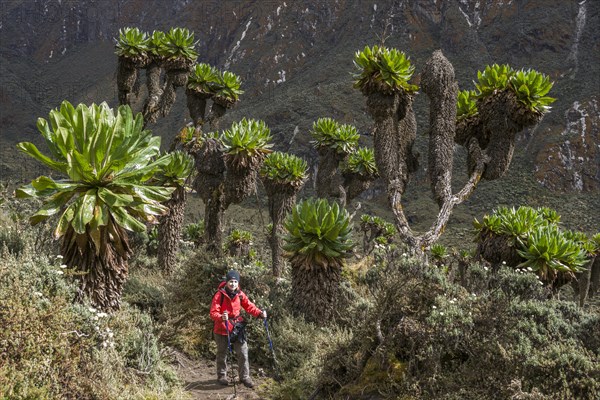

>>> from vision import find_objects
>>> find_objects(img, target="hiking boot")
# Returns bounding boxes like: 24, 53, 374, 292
217, 377, 229, 386
240, 377, 255, 388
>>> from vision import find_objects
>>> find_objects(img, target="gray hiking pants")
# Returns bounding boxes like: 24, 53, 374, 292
215, 333, 250, 380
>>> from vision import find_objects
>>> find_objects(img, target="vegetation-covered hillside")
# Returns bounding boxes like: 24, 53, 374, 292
1, 3, 599, 399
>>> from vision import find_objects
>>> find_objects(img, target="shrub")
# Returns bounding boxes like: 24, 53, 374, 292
474, 206, 590, 286
183, 220, 204, 246
0, 225, 25, 256
316, 254, 600, 399
0, 249, 185, 399
122, 274, 166, 320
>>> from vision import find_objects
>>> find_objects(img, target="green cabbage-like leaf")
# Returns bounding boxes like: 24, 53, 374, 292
508, 68, 555, 113
343, 147, 378, 177
456, 90, 478, 121
16, 101, 184, 238
260, 151, 308, 185
115, 27, 149, 58
310, 118, 359, 155
353, 45, 418, 94
283, 198, 353, 266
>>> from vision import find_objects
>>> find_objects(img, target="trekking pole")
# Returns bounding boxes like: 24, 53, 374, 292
263, 317, 282, 381
225, 319, 238, 397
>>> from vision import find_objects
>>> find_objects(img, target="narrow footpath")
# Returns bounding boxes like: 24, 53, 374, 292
172, 350, 265, 400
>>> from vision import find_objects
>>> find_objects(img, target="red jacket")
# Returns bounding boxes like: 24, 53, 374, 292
209, 281, 263, 336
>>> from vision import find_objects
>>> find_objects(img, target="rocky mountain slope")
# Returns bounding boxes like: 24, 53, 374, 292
1, 0, 598, 231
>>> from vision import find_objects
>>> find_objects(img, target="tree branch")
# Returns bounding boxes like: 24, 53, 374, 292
418, 137, 486, 248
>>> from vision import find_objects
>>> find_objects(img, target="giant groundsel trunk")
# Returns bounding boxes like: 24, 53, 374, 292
157, 185, 187, 272
62, 223, 131, 312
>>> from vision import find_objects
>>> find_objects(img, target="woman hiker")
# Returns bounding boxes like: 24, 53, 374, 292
209, 270, 267, 388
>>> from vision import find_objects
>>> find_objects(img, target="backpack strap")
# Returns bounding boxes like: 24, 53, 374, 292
219, 291, 244, 320
219, 290, 243, 306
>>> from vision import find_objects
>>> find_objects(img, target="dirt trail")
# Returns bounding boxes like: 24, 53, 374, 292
172, 350, 265, 400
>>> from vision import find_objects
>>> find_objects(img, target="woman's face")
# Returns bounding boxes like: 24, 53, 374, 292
227, 279, 239, 291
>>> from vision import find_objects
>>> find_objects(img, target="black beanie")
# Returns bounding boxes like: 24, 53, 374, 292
226, 270, 240, 282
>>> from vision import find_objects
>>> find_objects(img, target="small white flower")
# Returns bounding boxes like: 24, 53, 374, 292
472, 293, 477, 297
109, 342, 114, 347
440, 312, 444, 316
432, 305, 437, 309
93, 316, 99, 321
108, 332, 113, 338
106, 327, 111, 332
502, 261, 506, 265
469, 312, 472, 316
483, 266, 488, 271
402, 253, 407, 257
55, 270, 64, 275
56, 255, 63, 259
102, 341, 107, 348
88, 307, 97, 313
94, 326, 100, 331
539, 281, 544, 285
97, 312, 108, 318
527, 267, 533, 272
34, 291, 43, 297
59, 264, 67, 269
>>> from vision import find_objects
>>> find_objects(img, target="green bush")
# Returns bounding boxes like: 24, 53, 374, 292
316, 254, 600, 399
0, 248, 185, 399
260, 151, 308, 185
183, 220, 204, 246
474, 206, 591, 285
122, 275, 166, 319
0, 225, 25, 256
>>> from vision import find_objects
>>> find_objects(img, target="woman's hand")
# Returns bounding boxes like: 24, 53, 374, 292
221, 311, 229, 321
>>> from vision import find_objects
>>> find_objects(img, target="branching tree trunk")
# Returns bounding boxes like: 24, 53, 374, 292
117, 57, 139, 106
315, 147, 346, 199
207, 102, 228, 131
264, 182, 303, 277
142, 60, 163, 124
341, 171, 377, 205
362, 50, 544, 253
157, 185, 186, 273
186, 90, 209, 126
223, 157, 263, 208
192, 138, 226, 254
